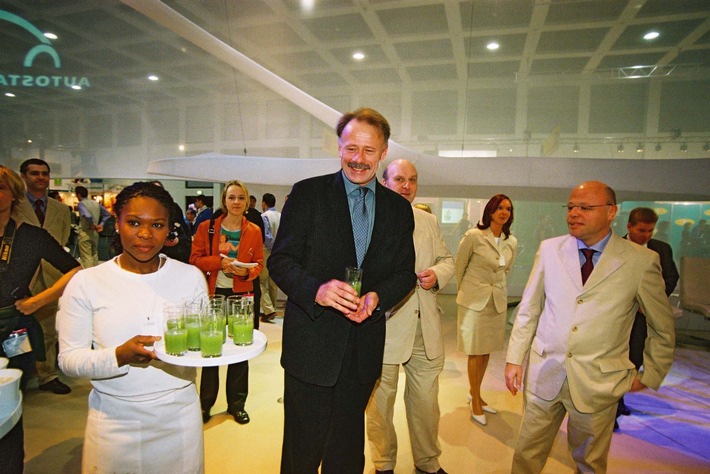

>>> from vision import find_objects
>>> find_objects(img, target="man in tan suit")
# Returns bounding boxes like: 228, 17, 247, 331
12, 158, 74, 394
366, 159, 454, 474
505, 181, 675, 473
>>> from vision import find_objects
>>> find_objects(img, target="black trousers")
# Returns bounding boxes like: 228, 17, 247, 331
200, 286, 258, 413
0, 416, 24, 474
280, 328, 376, 474
628, 311, 647, 369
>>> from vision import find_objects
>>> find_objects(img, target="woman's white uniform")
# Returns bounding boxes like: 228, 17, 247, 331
58, 256, 208, 473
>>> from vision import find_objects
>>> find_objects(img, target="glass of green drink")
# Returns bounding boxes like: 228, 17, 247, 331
226, 295, 243, 338
184, 301, 201, 351
232, 299, 254, 346
163, 305, 187, 356
345, 266, 363, 296
200, 305, 223, 358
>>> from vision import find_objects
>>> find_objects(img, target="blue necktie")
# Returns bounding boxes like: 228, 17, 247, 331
353, 187, 369, 267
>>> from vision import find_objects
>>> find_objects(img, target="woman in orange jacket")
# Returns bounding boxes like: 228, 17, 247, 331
190, 180, 263, 424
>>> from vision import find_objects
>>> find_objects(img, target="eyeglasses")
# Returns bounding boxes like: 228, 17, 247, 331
564, 204, 613, 212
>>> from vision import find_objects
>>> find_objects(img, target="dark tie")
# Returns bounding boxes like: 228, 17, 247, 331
353, 187, 369, 267
34, 199, 45, 226
581, 248, 595, 285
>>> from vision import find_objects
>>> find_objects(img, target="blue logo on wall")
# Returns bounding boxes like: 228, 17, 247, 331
0, 9, 91, 89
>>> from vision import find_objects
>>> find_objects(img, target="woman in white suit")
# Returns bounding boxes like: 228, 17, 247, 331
455, 194, 517, 426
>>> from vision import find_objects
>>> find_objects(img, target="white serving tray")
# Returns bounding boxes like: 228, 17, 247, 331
154, 330, 267, 367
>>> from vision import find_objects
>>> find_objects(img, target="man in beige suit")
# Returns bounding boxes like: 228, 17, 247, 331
12, 158, 74, 394
367, 159, 454, 474
505, 181, 675, 473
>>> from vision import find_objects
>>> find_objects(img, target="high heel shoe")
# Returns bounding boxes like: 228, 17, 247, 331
469, 401, 487, 426
467, 394, 497, 414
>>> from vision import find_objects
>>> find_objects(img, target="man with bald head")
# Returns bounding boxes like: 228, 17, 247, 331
505, 181, 675, 473
366, 159, 454, 474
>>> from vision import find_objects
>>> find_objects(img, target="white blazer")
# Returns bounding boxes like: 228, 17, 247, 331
507, 234, 676, 413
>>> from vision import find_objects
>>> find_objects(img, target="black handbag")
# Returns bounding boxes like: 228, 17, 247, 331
0, 304, 22, 342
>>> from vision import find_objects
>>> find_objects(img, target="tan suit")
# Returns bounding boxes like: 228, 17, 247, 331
367, 208, 454, 472
12, 196, 74, 383
506, 233, 675, 473
455, 227, 517, 313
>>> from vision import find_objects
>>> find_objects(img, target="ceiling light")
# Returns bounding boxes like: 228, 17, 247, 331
617, 143, 624, 153
636, 143, 644, 153
643, 31, 660, 41
4, 92, 15, 98
680, 143, 688, 152
655, 143, 662, 152
178, 144, 185, 151
71, 85, 82, 90
27, 139, 33, 144
147, 75, 159, 81
43, 32, 58, 40
352, 52, 365, 61
573, 143, 579, 153
486, 42, 499, 51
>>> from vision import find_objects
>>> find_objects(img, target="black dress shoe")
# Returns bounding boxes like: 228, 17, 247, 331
38, 378, 71, 394
416, 468, 448, 474
261, 312, 276, 323
230, 410, 250, 424
202, 410, 211, 424
375, 470, 394, 474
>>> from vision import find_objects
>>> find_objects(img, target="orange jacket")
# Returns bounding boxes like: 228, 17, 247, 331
190, 213, 264, 294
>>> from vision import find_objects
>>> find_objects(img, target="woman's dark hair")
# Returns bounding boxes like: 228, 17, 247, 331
111, 181, 175, 254
477, 193, 514, 239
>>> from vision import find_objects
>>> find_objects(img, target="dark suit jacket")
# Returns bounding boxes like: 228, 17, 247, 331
647, 239, 679, 296
268, 171, 416, 387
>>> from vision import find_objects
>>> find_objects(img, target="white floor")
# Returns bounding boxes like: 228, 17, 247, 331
20, 295, 710, 473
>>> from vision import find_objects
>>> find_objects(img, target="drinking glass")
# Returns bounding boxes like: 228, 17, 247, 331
163, 304, 187, 356
232, 298, 254, 346
345, 267, 363, 296
200, 305, 223, 358
184, 301, 202, 351
226, 295, 243, 338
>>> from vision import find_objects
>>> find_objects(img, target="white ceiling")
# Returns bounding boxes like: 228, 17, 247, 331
1, 0, 709, 161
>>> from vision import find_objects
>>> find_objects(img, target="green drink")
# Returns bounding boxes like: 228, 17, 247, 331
232, 320, 254, 346
352, 281, 362, 296
200, 331, 223, 358
186, 318, 201, 351
164, 328, 188, 356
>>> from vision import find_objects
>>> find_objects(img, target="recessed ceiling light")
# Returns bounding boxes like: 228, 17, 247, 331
486, 42, 500, 51
352, 52, 365, 61
147, 75, 159, 81
43, 32, 58, 40
5, 92, 15, 98
643, 31, 659, 41
71, 85, 82, 90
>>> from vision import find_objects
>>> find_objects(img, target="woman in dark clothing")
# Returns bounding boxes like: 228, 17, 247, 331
0, 165, 80, 473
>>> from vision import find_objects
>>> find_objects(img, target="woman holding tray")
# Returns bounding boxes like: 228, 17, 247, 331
190, 179, 263, 424
57, 182, 208, 473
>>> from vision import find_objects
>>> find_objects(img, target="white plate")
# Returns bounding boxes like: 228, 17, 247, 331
154, 330, 267, 367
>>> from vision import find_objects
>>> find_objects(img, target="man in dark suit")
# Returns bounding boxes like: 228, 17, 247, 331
616, 207, 679, 424
268, 108, 416, 474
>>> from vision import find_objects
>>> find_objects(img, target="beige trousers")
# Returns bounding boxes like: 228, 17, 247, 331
512, 377, 617, 474
366, 319, 444, 472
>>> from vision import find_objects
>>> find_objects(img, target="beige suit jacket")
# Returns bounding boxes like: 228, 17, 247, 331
455, 227, 517, 313
384, 208, 454, 364
506, 233, 676, 413
12, 196, 74, 289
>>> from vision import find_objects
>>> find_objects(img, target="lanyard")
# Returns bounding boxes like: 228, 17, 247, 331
0, 218, 16, 273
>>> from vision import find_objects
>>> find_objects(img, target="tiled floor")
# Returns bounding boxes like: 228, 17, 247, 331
20, 295, 710, 473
